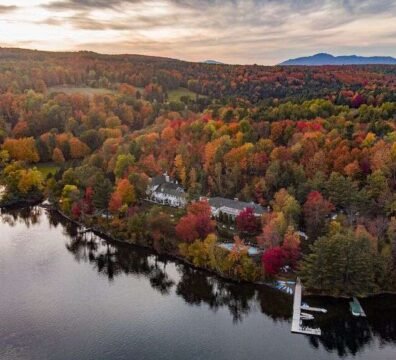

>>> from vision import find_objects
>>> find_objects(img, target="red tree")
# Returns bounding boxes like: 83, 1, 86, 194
82, 187, 94, 214
187, 200, 212, 217
303, 191, 334, 239
351, 93, 365, 108
262, 247, 285, 276
71, 202, 82, 219
195, 214, 215, 239
282, 227, 301, 269
109, 192, 122, 213
236, 207, 260, 234
176, 214, 199, 243
176, 201, 214, 242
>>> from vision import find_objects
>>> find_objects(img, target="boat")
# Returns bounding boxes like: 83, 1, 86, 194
300, 312, 314, 320
301, 303, 327, 313
350, 297, 366, 317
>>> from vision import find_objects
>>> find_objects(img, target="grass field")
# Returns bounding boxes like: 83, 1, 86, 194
168, 87, 200, 102
33, 163, 60, 177
48, 86, 114, 97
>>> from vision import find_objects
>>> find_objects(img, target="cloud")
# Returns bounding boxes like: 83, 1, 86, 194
0, 5, 18, 13
44, 0, 123, 10
3, 1, 396, 64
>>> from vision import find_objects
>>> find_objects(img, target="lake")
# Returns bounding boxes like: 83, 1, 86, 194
0, 207, 395, 360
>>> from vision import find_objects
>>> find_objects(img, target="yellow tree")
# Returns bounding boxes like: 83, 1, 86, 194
174, 154, 186, 187
17, 169, 44, 194
3, 137, 40, 163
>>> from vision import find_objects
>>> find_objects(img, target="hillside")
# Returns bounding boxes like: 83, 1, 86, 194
0, 47, 396, 105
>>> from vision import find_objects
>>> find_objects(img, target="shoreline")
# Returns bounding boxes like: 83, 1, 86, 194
48, 205, 275, 289
47, 205, 396, 299
0, 197, 43, 210
4, 200, 396, 299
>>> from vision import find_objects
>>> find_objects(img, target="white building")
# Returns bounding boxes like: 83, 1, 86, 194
201, 196, 266, 221
147, 173, 187, 208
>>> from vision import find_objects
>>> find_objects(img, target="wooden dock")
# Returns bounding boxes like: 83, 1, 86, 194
291, 278, 322, 336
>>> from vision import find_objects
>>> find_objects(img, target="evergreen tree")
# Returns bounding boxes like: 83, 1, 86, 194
92, 175, 113, 210
299, 229, 377, 296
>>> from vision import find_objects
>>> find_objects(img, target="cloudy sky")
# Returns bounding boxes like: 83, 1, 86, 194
0, 0, 395, 64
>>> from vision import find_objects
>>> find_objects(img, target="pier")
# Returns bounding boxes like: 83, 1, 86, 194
291, 278, 322, 336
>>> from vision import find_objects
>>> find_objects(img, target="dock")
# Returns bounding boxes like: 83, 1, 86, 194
291, 278, 322, 336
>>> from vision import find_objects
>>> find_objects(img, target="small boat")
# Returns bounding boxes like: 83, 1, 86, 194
350, 297, 366, 317
301, 303, 327, 313
300, 312, 314, 320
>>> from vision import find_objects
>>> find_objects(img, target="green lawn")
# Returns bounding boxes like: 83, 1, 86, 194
168, 87, 201, 102
33, 163, 60, 177
48, 85, 114, 97
141, 201, 186, 223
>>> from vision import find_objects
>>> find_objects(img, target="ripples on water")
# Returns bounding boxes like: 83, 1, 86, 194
0, 207, 395, 360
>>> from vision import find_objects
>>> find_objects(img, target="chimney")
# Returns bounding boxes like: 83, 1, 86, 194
164, 171, 169, 182
234, 197, 239, 201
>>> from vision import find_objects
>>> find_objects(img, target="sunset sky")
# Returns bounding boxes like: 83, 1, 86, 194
1, 0, 395, 64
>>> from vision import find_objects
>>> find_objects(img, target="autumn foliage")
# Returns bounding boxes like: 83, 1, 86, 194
303, 191, 334, 239
176, 201, 215, 242
262, 247, 285, 276
1, 48, 396, 293
236, 207, 261, 234
3, 137, 39, 163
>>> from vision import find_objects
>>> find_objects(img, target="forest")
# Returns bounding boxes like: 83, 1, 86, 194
1, 47, 396, 296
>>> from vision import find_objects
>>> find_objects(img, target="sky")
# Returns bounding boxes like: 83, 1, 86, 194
0, 0, 395, 64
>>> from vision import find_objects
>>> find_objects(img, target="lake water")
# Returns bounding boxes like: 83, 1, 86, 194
0, 207, 395, 360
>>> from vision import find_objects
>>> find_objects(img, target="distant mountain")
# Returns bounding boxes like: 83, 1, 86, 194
203, 60, 224, 65
280, 53, 396, 65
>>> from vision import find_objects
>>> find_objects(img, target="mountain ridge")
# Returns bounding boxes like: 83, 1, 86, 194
280, 53, 396, 65
203, 60, 224, 65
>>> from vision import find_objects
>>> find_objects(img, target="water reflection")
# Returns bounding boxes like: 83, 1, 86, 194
309, 304, 373, 357
48, 207, 293, 324
2, 206, 396, 359
0, 205, 43, 227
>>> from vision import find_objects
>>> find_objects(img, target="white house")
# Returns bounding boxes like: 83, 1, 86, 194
147, 173, 187, 208
201, 196, 266, 221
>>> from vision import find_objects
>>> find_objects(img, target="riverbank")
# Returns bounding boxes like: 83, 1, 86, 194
49, 205, 396, 299
47, 204, 274, 288
6, 201, 393, 299
0, 195, 43, 210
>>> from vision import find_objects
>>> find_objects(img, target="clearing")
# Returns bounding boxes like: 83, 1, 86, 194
168, 87, 202, 102
48, 86, 114, 97
33, 163, 60, 177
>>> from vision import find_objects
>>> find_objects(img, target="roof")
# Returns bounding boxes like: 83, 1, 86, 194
151, 175, 167, 187
208, 197, 265, 215
154, 182, 186, 197
218, 243, 262, 256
